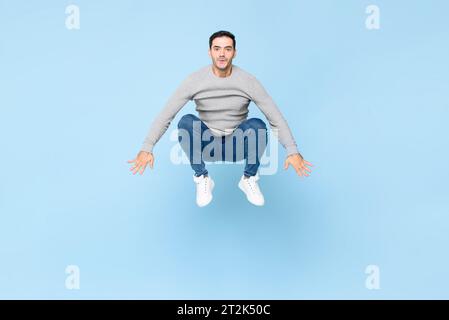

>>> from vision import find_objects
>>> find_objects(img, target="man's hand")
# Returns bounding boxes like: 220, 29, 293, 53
284, 153, 313, 177
127, 151, 154, 175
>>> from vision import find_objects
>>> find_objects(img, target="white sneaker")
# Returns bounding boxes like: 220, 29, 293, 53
238, 174, 265, 206
193, 174, 214, 207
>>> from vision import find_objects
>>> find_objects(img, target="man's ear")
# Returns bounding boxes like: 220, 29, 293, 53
233, 49, 237, 58
208, 49, 211, 58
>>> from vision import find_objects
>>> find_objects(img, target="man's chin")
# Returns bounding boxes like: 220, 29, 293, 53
215, 63, 229, 70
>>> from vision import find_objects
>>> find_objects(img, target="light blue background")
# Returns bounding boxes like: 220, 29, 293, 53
1, 0, 448, 299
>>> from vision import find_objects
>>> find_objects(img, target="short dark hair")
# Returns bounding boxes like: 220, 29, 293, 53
209, 30, 236, 49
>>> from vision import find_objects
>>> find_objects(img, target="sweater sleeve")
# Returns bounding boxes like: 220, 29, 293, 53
248, 76, 299, 156
141, 75, 194, 153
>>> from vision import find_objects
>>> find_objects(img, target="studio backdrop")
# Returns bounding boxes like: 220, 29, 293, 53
1, 0, 448, 299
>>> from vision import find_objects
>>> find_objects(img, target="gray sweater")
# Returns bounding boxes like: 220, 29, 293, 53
141, 64, 299, 156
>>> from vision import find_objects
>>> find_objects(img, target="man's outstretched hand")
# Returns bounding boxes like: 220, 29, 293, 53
284, 153, 313, 177
127, 151, 154, 175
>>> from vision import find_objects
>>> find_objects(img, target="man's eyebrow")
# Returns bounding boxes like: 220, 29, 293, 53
213, 45, 233, 49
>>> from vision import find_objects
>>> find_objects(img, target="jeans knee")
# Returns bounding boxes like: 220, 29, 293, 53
246, 118, 267, 131
177, 114, 197, 130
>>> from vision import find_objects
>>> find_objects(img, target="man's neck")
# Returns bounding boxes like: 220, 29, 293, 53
212, 64, 233, 78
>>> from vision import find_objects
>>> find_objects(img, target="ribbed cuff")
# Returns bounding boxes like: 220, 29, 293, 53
285, 145, 299, 157
141, 143, 154, 154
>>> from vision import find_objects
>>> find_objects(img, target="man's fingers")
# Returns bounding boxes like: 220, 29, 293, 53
129, 153, 154, 175
130, 160, 152, 174
304, 160, 313, 166
299, 165, 311, 177
130, 162, 139, 171
138, 164, 147, 175
131, 162, 142, 174
284, 160, 289, 170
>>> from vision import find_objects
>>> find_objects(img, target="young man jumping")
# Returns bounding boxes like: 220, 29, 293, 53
128, 30, 313, 207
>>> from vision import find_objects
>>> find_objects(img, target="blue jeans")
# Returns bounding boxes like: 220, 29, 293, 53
177, 114, 268, 177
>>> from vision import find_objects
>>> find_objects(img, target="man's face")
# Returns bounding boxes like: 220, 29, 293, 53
208, 36, 236, 70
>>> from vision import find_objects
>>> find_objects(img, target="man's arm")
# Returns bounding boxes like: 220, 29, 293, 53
127, 75, 194, 175
248, 76, 299, 156
248, 76, 313, 177
141, 75, 194, 153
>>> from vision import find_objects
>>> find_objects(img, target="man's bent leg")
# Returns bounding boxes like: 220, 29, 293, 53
177, 114, 211, 177
236, 118, 268, 177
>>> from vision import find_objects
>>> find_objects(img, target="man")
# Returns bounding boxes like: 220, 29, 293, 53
128, 31, 313, 207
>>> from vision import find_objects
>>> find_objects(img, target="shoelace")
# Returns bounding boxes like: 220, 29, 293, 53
245, 177, 259, 194
203, 177, 208, 193
195, 176, 209, 194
